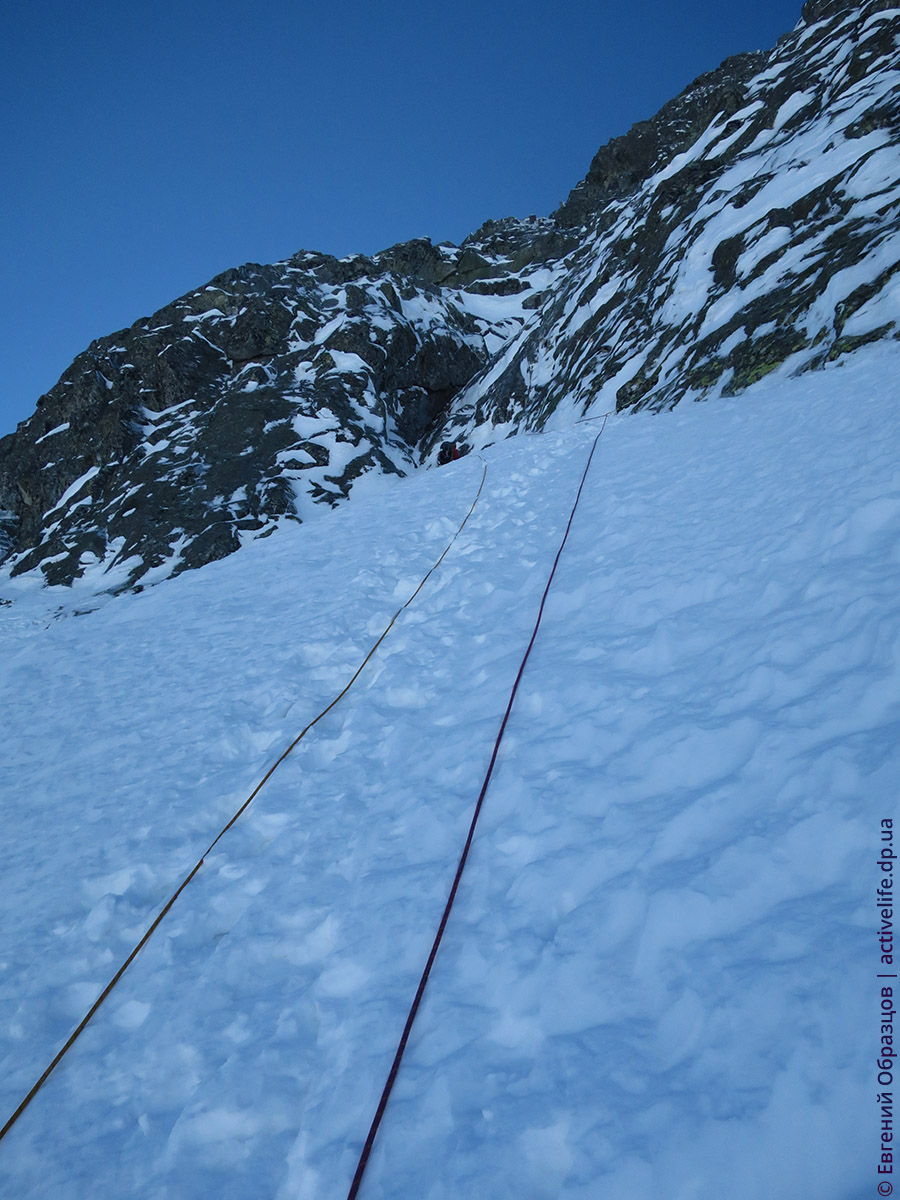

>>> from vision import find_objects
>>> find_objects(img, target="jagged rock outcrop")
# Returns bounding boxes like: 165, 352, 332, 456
1, 0, 898, 591
436, 0, 900, 445
554, 52, 767, 230
0, 228, 563, 588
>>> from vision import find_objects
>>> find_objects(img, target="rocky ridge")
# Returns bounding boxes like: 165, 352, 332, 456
438, 0, 900, 443
0, 228, 570, 588
1, 0, 897, 590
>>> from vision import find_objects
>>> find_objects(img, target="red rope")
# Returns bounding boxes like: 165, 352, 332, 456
346, 418, 607, 1198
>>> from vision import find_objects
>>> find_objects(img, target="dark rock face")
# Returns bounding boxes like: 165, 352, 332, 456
554, 51, 766, 229
0, 229, 558, 588
801, 0, 857, 23
434, 0, 900, 445
2, 0, 898, 593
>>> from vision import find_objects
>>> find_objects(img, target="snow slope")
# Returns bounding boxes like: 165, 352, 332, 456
1, 345, 897, 1198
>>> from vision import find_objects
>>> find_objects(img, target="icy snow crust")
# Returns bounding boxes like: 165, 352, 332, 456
1, 347, 897, 1197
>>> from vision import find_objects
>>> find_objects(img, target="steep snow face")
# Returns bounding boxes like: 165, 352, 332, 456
439, 0, 900, 443
1, 2, 898, 592
1, 343, 897, 1198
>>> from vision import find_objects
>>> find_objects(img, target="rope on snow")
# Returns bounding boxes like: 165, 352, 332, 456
0, 458, 488, 1148
346, 416, 608, 1198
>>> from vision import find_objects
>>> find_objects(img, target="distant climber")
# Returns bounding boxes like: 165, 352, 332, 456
437, 441, 461, 466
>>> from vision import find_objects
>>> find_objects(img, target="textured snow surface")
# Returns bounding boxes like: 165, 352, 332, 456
2, 347, 898, 1198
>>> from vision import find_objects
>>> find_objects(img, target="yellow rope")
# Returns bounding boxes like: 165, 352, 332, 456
0, 458, 488, 1146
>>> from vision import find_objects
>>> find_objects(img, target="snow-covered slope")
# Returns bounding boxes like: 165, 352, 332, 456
2, 344, 896, 1198
1, 0, 897, 592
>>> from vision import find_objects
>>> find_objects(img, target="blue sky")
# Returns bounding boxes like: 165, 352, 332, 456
1, 0, 804, 437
